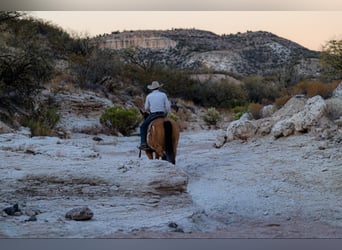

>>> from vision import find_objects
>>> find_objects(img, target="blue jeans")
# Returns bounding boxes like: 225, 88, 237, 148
140, 112, 166, 145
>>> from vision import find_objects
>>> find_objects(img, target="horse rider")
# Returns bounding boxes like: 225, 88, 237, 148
139, 81, 171, 150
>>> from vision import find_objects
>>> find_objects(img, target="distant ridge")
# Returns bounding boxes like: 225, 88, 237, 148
93, 28, 321, 77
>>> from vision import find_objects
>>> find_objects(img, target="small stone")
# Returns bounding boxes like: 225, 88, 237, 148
25, 149, 36, 155
168, 222, 178, 228
3, 204, 21, 216
318, 144, 327, 150
25, 209, 41, 217
92, 136, 103, 142
174, 228, 184, 233
65, 207, 94, 221
25, 215, 37, 222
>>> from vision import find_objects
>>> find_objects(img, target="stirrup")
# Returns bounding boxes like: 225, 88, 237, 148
138, 144, 150, 150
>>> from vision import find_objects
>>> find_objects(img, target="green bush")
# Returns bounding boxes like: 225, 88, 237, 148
320, 39, 342, 80
193, 79, 248, 108
168, 112, 179, 121
242, 75, 281, 103
232, 105, 248, 120
26, 108, 60, 136
202, 107, 222, 127
100, 106, 140, 136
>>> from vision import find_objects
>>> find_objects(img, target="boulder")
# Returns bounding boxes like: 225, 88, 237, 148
271, 119, 295, 138
261, 105, 275, 118
54, 92, 113, 133
214, 130, 227, 148
226, 113, 257, 141
225, 95, 333, 141
3, 204, 22, 216
0, 121, 13, 134
255, 118, 274, 136
118, 160, 189, 196
291, 95, 326, 132
65, 207, 94, 221
271, 95, 326, 138
272, 95, 307, 121
332, 81, 342, 98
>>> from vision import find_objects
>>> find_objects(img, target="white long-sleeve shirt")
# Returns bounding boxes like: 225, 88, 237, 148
144, 90, 171, 113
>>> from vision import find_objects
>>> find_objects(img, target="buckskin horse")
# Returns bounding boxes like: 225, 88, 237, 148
139, 110, 180, 165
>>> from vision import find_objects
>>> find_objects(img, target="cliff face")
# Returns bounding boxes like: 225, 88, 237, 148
92, 29, 321, 77
96, 32, 177, 50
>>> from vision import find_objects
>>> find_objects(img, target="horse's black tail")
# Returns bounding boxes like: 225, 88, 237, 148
164, 120, 175, 164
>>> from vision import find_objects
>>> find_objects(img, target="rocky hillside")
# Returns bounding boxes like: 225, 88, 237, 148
93, 29, 321, 77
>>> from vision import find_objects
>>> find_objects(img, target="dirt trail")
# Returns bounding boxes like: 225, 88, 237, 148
1, 130, 342, 238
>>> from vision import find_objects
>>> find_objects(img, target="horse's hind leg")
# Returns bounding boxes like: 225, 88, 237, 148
155, 153, 162, 160
146, 150, 154, 160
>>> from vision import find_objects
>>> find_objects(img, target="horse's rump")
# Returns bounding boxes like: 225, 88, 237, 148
147, 117, 179, 164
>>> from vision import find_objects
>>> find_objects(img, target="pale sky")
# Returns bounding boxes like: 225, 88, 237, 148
29, 11, 342, 51
5, 0, 342, 10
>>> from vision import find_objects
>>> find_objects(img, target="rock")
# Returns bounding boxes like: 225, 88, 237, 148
25, 209, 41, 217
291, 95, 326, 132
255, 118, 274, 136
271, 95, 326, 138
116, 160, 189, 196
3, 204, 22, 216
332, 81, 342, 98
168, 222, 178, 228
335, 118, 342, 127
226, 113, 257, 141
318, 142, 328, 150
261, 105, 275, 118
65, 207, 94, 221
271, 119, 295, 138
214, 130, 227, 148
0, 121, 13, 134
272, 95, 307, 121
25, 215, 37, 222
224, 94, 335, 141
92, 136, 103, 142
54, 92, 113, 133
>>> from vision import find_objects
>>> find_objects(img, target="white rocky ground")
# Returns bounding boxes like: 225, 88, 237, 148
1, 83, 342, 238
1, 127, 342, 238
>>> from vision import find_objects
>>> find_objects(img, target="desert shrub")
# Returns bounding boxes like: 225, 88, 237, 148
248, 103, 263, 120
100, 106, 140, 136
168, 112, 179, 121
232, 105, 248, 120
290, 80, 338, 99
320, 39, 342, 80
274, 95, 291, 109
26, 108, 60, 136
70, 48, 122, 89
202, 107, 222, 127
242, 75, 281, 103
0, 46, 53, 103
193, 79, 248, 108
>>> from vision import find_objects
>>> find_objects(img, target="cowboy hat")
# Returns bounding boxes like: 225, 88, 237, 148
147, 81, 163, 90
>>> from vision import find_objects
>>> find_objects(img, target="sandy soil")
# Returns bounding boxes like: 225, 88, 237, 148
1, 129, 342, 238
